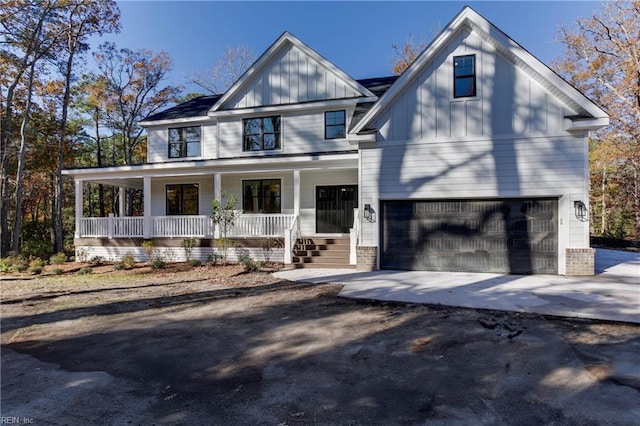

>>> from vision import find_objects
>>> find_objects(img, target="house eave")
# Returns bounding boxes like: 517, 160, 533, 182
139, 115, 213, 128
208, 97, 377, 118
63, 151, 359, 182
565, 116, 610, 131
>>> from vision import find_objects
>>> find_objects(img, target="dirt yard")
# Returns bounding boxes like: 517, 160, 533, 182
1, 264, 639, 425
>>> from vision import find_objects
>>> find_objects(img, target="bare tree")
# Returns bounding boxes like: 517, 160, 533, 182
556, 1, 640, 238
189, 45, 255, 94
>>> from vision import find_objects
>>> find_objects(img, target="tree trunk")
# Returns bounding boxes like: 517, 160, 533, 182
12, 61, 37, 252
601, 165, 606, 235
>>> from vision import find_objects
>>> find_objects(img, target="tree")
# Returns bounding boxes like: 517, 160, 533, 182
1, 0, 66, 253
51, 0, 120, 252
556, 1, 640, 238
391, 34, 427, 75
210, 193, 239, 266
189, 45, 254, 94
93, 42, 181, 166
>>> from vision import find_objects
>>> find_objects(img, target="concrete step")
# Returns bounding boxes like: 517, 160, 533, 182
292, 262, 356, 269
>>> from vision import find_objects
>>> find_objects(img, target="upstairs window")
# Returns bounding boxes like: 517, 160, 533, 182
243, 116, 281, 151
242, 179, 281, 213
325, 110, 346, 139
453, 55, 476, 98
166, 184, 199, 215
169, 126, 201, 158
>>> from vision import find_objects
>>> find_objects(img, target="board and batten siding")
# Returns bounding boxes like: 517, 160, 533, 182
374, 29, 571, 143
217, 108, 355, 158
226, 43, 363, 109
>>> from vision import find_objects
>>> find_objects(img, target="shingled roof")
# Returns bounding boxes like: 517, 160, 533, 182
141, 75, 398, 126
142, 95, 222, 122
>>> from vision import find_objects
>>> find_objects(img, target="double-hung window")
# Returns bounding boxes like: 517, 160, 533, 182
243, 116, 281, 151
169, 126, 201, 158
453, 54, 476, 98
325, 110, 346, 139
242, 179, 281, 213
166, 184, 199, 215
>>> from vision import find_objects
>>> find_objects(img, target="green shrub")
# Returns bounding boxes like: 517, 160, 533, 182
29, 266, 43, 275
237, 252, 262, 272
188, 259, 202, 267
207, 253, 222, 266
122, 252, 136, 269
49, 252, 67, 265
141, 241, 155, 262
29, 258, 46, 268
52, 268, 64, 275
181, 237, 196, 262
89, 256, 105, 265
113, 262, 125, 271
151, 258, 166, 270
13, 262, 28, 273
77, 267, 93, 275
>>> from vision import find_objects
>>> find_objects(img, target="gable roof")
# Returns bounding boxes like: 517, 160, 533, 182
142, 95, 222, 123
210, 31, 376, 112
350, 5, 609, 134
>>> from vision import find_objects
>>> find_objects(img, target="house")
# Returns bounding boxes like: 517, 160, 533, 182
63, 6, 608, 275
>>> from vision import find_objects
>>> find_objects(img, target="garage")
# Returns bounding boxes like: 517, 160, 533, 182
380, 199, 558, 274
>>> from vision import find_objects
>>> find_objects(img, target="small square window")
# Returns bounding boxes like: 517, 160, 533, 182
453, 55, 476, 98
325, 110, 346, 139
243, 116, 281, 151
168, 126, 201, 158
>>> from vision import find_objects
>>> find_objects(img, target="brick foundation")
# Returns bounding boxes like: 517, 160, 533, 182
356, 246, 378, 271
565, 248, 595, 276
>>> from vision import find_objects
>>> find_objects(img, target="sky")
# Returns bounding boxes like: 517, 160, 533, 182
90, 1, 604, 94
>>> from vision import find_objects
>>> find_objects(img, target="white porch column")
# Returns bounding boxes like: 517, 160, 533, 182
293, 170, 300, 216
213, 173, 222, 238
143, 177, 152, 238
74, 180, 83, 238
214, 173, 222, 200
118, 187, 125, 217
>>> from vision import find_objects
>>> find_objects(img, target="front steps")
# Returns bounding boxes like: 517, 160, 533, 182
291, 237, 355, 269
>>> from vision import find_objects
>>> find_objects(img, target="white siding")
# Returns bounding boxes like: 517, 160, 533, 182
374, 30, 571, 142
146, 122, 217, 163
227, 43, 362, 109
359, 134, 590, 274
217, 107, 356, 158
150, 177, 214, 216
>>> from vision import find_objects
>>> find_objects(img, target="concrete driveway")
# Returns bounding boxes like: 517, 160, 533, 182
275, 249, 640, 323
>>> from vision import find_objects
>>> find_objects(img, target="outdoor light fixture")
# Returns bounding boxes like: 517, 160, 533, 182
364, 204, 375, 222
574, 201, 588, 222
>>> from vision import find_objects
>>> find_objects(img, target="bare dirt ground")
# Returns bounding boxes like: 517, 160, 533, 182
1, 264, 639, 425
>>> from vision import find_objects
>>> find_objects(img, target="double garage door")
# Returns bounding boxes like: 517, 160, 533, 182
380, 198, 557, 274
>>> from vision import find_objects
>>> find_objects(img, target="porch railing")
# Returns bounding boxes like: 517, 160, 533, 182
229, 213, 296, 237
152, 215, 213, 237
77, 214, 296, 239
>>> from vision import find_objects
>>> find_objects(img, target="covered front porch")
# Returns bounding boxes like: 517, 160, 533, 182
65, 154, 360, 265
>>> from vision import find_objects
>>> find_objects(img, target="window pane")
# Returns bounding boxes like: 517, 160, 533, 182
166, 185, 180, 215
169, 128, 181, 143
186, 141, 201, 157
243, 181, 260, 213
169, 142, 183, 158
245, 135, 261, 151
326, 125, 345, 139
263, 134, 277, 150
262, 117, 279, 133
262, 180, 281, 213
244, 119, 261, 135
185, 127, 200, 141
455, 77, 475, 97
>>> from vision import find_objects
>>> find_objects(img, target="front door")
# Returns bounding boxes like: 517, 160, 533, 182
316, 185, 358, 233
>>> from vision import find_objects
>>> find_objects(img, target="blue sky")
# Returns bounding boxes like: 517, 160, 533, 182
92, 1, 602, 94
